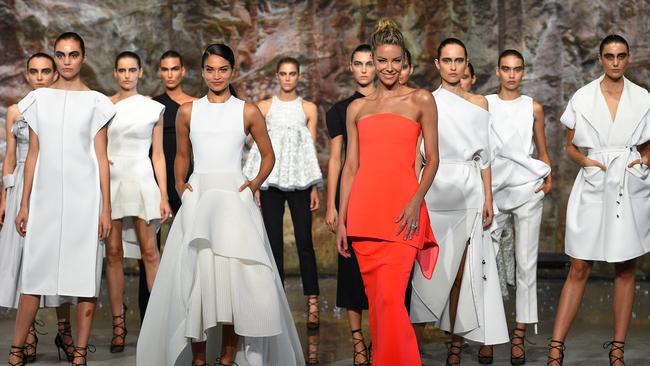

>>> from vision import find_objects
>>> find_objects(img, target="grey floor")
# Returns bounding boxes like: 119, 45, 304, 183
1, 275, 649, 365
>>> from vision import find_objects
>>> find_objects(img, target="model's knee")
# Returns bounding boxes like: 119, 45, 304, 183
567, 261, 591, 282
105, 245, 124, 263
615, 261, 635, 281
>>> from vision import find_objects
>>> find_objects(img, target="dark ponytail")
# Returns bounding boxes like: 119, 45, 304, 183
201, 43, 238, 98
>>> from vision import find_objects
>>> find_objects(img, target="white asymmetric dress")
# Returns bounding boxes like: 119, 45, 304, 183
137, 96, 304, 366
17, 88, 115, 298
562, 76, 650, 262
108, 94, 165, 258
410, 88, 509, 345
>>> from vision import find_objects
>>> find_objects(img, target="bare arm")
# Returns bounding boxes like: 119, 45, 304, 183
304, 101, 318, 141
94, 127, 112, 240
532, 101, 553, 194
336, 101, 362, 232
151, 114, 171, 222
480, 166, 494, 228
243, 102, 275, 192
15, 128, 39, 236
325, 135, 343, 231
566, 129, 606, 170
2, 106, 19, 211
174, 103, 193, 196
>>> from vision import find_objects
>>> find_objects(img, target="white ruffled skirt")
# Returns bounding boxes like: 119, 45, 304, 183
136, 171, 304, 366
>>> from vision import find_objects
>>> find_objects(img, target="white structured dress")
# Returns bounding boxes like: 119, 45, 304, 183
410, 88, 509, 345
561, 76, 650, 262
0, 117, 69, 308
108, 95, 165, 258
243, 96, 322, 190
136, 96, 304, 366
17, 88, 115, 298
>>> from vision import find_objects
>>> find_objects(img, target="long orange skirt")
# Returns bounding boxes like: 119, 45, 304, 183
353, 240, 421, 366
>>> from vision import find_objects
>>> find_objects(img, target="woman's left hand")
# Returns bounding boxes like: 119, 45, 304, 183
160, 199, 172, 224
98, 209, 112, 240
310, 186, 320, 211
395, 198, 421, 241
240, 179, 261, 194
482, 199, 494, 229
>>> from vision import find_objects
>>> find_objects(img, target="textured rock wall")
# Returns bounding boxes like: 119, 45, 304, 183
1, 0, 650, 274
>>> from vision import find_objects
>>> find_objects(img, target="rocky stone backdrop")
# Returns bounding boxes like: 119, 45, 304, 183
1, 0, 650, 274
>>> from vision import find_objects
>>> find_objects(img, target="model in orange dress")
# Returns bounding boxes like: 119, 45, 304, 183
336, 18, 439, 366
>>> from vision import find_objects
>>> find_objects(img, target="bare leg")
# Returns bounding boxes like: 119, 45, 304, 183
105, 219, 126, 349
56, 303, 75, 355
133, 218, 161, 290
347, 309, 368, 364
447, 246, 468, 365
609, 259, 635, 362
547, 259, 593, 361
191, 341, 206, 365
8, 294, 40, 364
219, 325, 239, 365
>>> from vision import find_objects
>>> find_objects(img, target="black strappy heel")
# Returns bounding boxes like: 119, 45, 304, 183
511, 326, 527, 365
603, 340, 625, 366
478, 345, 494, 364
8, 345, 25, 366
306, 297, 320, 329
215, 359, 238, 366
70, 345, 95, 366
350, 329, 369, 366
24, 320, 46, 363
547, 339, 565, 366
446, 341, 464, 366
54, 321, 74, 362
110, 304, 128, 353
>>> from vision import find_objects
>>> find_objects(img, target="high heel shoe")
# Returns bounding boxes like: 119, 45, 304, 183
306, 297, 319, 330
8, 345, 25, 366
71, 345, 95, 366
110, 304, 128, 353
54, 321, 74, 362
511, 326, 527, 365
24, 320, 46, 363
547, 339, 565, 366
603, 340, 625, 366
350, 329, 369, 366
446, 341, 464, 366
478, 345, 494, 365
215, 358, 239, 366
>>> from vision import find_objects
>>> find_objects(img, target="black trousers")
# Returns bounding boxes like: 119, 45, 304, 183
260, 187, 319, 296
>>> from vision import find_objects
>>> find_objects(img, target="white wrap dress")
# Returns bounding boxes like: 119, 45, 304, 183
410, 88, 509, 345
17, 88, 115, 298
561, 76, 650, 262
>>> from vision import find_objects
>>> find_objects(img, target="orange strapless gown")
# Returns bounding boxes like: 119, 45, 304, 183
346, 113, 438, 366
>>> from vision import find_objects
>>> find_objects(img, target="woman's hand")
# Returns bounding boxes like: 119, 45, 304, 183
240, 180, 262, 206
15, 207, 28, 237
482, 198, 494, 229
98, 209, 112, 240
310, 186, 320, 211
176, 182, 193, 198
325, 207, 338, 233
336, 223, 350, 258
628, 149, 650, 169
160, 199, 172, 224
582, 157, 607, 171
535, 173, 553, 194
0, 199, 6, 226
395, 198, 421, 241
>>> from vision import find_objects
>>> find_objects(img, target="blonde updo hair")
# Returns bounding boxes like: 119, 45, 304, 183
371, 18, 405, 52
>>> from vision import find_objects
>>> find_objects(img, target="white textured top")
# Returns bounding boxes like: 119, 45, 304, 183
243, 96, 322, 190
190, 96, 246, 174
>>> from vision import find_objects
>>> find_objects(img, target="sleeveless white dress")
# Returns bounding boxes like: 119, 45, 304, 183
243, 96, 322, 190
0, 116, 69, 308
137, 96, 305, 366
17, 88, 115, 298
108, 94, 165, 258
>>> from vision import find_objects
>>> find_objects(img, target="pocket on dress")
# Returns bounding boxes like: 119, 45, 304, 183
626, 163, 650, 198
580, 166, 605, 203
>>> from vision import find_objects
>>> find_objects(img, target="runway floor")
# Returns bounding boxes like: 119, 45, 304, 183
1, 274, 649, 365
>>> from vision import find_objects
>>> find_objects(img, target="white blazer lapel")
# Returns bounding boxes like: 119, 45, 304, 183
609, 77, 650, 145
572, 76, 610, 142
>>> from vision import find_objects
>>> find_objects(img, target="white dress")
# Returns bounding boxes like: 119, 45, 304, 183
243, 96, 322, 190
0, 117, 69, 308
561, 76, 650, 262
108, 94, 165, 259
137, 96, 305, 366
410, 88, 509, 345
17, 88, 115, 298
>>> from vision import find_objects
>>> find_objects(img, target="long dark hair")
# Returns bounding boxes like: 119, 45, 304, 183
201, 43, 237, 97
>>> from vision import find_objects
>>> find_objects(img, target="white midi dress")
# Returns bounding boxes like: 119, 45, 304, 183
108, 95, 165, 258
137, 96, 304, 366
410, 88, 509, 345
17, 88, 115, 298
0, 117, 69, 308
562, 76, 650, 262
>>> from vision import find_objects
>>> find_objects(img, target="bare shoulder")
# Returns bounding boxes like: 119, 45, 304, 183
411, 88, 435, 104
467, 93, 488, 111
301, 99, 318, 113
6, 104, 19, 118
532, 99, 544, 114
244, 101, 263, 118
347, 98, 366, 121
177, 101, 193, 120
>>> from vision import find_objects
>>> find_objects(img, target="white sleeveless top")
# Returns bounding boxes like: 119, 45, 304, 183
190, 96, 246, 174
487, 94, 550, 210
243, 96, 322, 190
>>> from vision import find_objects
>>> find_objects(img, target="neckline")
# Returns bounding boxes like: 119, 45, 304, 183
41, 87, 93, 93
357, 112, 418, 125
493, 94, 523, 103
115, 94, 141, 105
273, 95, 301, 103
204, 95, 233, 105
436, 87, 489, 115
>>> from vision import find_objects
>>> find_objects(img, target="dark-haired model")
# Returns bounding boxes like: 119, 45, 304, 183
137, 44, 303, 366
104, 51, 171, 353
410, 38, 509, 366
460, 62, 476, 92
243, 57, 323, 329
8, 32, 115, 366
547, 35, 650, 366
482, 49, 552, 365
325, 44, 375, 366
0, 53, 76, 363
337, 18, 439, 366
